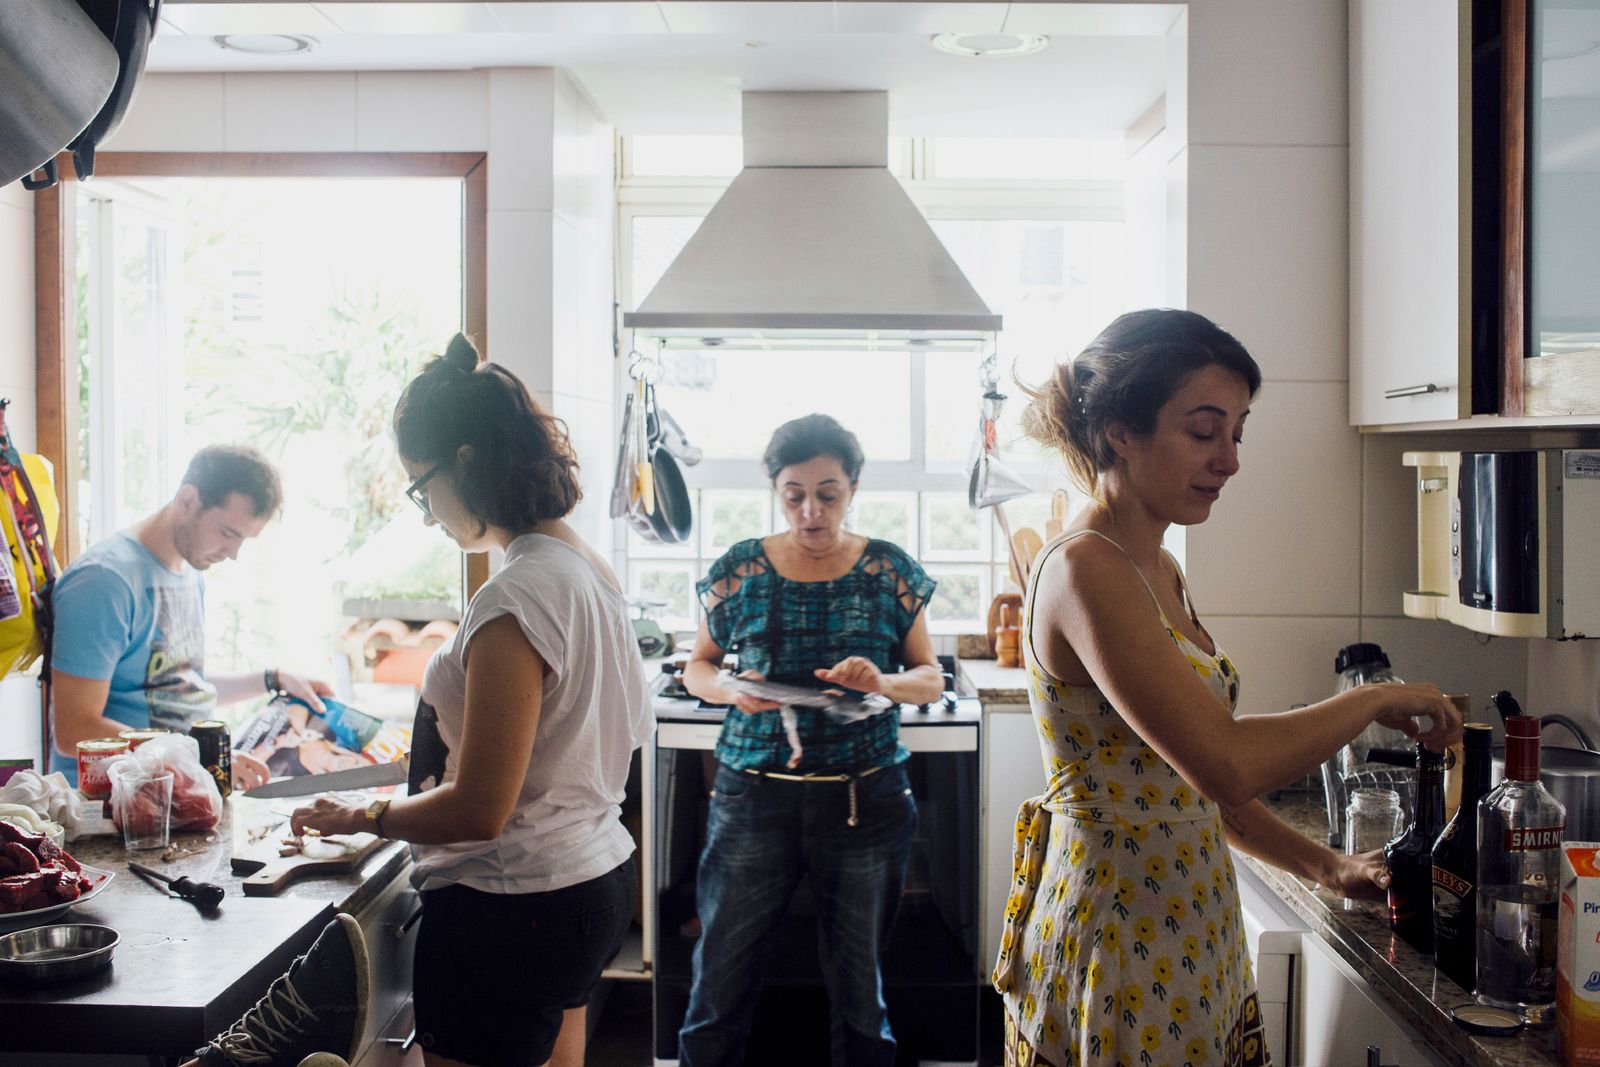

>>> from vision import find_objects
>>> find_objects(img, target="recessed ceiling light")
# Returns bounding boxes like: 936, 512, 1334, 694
930, 32, 1049, 59
214, 34, 318, 56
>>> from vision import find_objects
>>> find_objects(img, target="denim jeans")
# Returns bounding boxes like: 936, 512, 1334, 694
679, 761, 917, 1067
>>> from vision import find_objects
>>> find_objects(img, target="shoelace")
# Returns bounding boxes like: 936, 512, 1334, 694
207, 971, 319, 1065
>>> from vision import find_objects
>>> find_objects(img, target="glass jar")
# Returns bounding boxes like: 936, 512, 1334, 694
1345, 787, 1405, 855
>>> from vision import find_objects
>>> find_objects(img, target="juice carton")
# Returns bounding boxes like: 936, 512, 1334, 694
1558, 843, 1600, 1066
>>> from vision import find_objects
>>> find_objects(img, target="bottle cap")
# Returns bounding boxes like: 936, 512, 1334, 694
1505, 715, 1541, 740
1449, 1004, 1524, 1036
1462, 722, 1494, 751
1335, 642, 1390, 674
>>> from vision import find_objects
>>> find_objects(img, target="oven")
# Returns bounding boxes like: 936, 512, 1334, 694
650, 662, 982, 1066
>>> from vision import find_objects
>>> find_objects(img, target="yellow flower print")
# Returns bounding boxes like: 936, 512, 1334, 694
1079, 898, 1096, 923
1166, 896, 1186, 920
1182, 935, 1200, 958
1039, 915, 1055, 941
1052, 974, 1069, 1002
1198, 975, 1213, 997
1104, 724, 1128, 745
1106, 780, 1125, 804
1138, 783, 1162, 810
1066, 721, 1092, 749
1175, 842, 1195, 866
1244, 1036, 1261, 1061
1102, 923, 1121, 952
1028, 951, 1043, 979
1114, 878, 1136, 910
1140, 1024, 1161, 1053
1133, 917, 1158, 943
1067, 840, 1088, 866
1085, 958, 1105, 990
1153, 957, 1174, 984
1191, 881, 1208, 906
1145, 855, 1168, 881
1244, 997, 1258, 1022
1098, 745, 1122, 766
1063, 932, 1080, 960
1043, 1015, 1062, 1044
1094, 859, 1115, 886
1198, 827, 1213, 851
1022, 993, 1037, 1020
1186, 1037, 1207, 1061
1170, 997, 1191, 1024
1205, 920, 1219, 942
1126, 822, 1150, 844
1037, 714, 1056, 742
1171, 784, 1195, 809
1050, 755, 1067, 775
1123, 983, 1144, 1014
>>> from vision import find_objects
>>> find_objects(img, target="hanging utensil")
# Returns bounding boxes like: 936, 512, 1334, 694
1013, 527, 1044, 583
609, 390, 637, 520
633, 377, 656, 519
967, 352, 1031, 511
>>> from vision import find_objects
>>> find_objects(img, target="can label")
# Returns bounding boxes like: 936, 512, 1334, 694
77, 738, 129, 799
117, 728, 167, 749
189, 720, 232, 798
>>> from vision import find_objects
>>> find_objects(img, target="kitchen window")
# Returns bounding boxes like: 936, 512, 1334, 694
618, 136, 1130, 634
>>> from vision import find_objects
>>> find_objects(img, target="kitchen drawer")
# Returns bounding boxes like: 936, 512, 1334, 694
353, 866, 421, 1059
353, 1002, 423, 1067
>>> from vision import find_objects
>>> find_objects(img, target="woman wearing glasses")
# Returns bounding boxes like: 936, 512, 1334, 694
292, 334, 654, 1067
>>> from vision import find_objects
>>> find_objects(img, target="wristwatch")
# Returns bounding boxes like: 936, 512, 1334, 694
364, 798, 391, 838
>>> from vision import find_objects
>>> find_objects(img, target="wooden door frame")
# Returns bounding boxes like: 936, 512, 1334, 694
33, 152, 488, 594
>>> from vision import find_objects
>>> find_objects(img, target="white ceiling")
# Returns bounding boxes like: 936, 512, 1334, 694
148, 2, 1178, 136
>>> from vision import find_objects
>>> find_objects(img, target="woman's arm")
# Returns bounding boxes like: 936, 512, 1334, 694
681, 617, 781, 714
1036, 536, 1460, 808
1219, 799, 1388, 900
814, 608, 943, 705
292, 613, 543, 843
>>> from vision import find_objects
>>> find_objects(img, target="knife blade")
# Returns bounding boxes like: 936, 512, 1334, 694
243, 760, 408, 799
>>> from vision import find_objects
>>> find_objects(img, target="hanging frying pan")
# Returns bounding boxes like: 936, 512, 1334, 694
646, 447, 694, 544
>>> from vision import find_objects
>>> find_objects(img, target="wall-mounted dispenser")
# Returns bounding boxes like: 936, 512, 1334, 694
1403, 450, 1600, 639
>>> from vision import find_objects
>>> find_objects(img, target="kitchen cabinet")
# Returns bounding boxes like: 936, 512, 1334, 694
980, 704, 1046, 973
1349, 0, 1472, 426
1298, 932, 1449, 1067
351, 865, 422, 1067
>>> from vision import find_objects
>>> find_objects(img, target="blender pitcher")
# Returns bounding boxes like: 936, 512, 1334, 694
1333, 642, 1411, 775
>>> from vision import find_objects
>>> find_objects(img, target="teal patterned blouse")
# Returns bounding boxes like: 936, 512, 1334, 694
698, 537, 936, 773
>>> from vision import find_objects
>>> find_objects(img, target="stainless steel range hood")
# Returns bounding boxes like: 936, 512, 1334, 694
624, 91, 1001, 353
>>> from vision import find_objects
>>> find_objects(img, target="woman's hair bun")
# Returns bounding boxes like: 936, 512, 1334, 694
443, 333, 480, 373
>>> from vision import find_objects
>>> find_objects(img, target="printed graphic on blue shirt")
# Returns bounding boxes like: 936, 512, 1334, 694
144, 584, 212, 732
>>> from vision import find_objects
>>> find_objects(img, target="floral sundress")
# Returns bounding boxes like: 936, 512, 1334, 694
994, 530, 1270, 1067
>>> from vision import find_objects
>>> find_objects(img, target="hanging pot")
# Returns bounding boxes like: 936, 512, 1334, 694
645, 448, 694, 545
1, 0, 119, 187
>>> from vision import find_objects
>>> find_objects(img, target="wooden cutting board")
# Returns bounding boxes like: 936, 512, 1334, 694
230, 832, 385, 896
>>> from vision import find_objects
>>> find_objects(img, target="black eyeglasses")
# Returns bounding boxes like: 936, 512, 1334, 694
405, 462, 445, 515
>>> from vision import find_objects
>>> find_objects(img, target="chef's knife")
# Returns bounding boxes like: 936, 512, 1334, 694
243, 760, 408, 799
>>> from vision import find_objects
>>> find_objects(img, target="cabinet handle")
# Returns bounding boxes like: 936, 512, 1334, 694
393, 903, 424, 940
385, 1026, 419, 1053
1366, 1047, 1397, 1067
1383, 382, 1443, 398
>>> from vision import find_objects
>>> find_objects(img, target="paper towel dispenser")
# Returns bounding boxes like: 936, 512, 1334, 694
1403, 450, 1600, 639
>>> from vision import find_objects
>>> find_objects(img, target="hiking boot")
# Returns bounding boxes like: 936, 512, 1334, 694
196, 913, 370, 1067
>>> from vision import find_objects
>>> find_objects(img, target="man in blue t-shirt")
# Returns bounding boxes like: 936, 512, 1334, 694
49, 444, 331, 789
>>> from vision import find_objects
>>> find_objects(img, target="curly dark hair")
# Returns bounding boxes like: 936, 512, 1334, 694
393, 334, 582, 532
761, 413, 866, 484
181, 444, 283, 518
1021, 309, 1261, 496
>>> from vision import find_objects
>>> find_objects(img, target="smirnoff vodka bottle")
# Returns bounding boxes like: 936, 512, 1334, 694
1476, 715, 1566, 1023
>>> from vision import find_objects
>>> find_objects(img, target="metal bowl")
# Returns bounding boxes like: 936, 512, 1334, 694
0, 923, 118, 983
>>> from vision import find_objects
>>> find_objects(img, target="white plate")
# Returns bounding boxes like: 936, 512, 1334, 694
0, 863, 114, 932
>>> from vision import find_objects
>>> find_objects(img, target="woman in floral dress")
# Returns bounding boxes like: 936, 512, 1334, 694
994, 309, 1461, 1066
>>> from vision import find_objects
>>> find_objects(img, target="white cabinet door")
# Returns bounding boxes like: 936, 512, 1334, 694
1349, 0, 1466, 426
1298, 934, 1447, 1067
981, 708, 1047, 974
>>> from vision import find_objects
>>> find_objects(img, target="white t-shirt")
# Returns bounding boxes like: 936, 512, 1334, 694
410, 533, 654, 894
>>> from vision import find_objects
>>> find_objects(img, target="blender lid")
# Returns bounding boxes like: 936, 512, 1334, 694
1335, 642, 1391, 674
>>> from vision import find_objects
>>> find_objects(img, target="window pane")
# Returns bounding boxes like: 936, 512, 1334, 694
921, 492, 986, 560
931, 137, 1124, 181
991, 495, 1054, 562
630, 561, 698, 631
702, 489, 771, 556
657, 351, 912, 462
851, 491, 916, 552
630, 135, 742, 178
927, 219, 1128, 464
924, 564, 988, 634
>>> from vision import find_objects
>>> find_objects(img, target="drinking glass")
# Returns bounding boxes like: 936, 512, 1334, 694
109, 763, 174, 852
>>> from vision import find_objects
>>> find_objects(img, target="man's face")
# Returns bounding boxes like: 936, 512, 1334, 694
173, 490, 271, 570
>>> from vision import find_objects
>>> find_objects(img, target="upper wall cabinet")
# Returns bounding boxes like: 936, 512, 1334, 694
1349, 0, 1474, 426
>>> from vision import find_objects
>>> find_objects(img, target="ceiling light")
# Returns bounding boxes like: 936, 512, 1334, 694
930, 33, 1049, 59
214, 34, 318, 56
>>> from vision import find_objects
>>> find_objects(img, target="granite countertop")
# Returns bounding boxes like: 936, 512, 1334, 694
1250, 793, 1560, 1067
0, 793, 410, 1056
958, 657, 1029, 706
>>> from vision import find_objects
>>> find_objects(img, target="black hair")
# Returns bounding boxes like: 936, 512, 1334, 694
1022, 308, 1262, 494
392, 333, 582, 531
761, 413, 865, 484
181, 444, 283, 518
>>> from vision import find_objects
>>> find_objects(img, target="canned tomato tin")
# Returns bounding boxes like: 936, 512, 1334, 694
189, 720, 232, 798
117, 728, 167, 749
77, 738, 129, 799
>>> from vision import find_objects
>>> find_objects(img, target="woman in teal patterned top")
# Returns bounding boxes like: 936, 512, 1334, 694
678, 414, 943, 1067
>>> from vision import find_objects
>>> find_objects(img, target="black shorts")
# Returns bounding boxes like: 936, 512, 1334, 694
413, 858, 635, 1066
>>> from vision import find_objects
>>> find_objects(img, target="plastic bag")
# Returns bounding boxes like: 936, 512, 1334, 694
0, 770, 88, 840
106, 734, 223, 833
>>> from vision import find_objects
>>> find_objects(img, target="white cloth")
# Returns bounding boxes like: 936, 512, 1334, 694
410, 533, 654, 894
